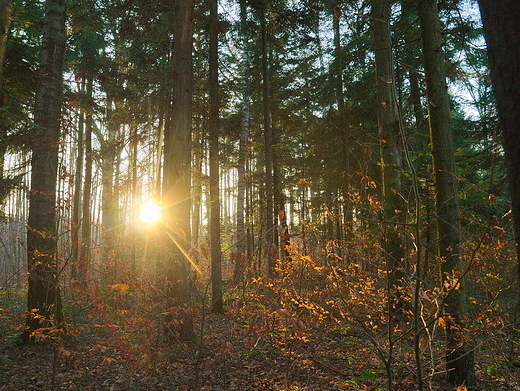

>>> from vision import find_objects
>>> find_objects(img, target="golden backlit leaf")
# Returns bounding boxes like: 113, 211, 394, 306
492, 225, 506, 233
438, 317, 446, 329
498, 235, 505, 249
297, 178, 312, 187
107, 284, 129, 292
488, 193, 496, 205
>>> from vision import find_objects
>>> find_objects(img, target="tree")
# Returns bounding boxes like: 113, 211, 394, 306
209, 0, 223, 313
23, 0, 66, 341
478, 0, 520, 298
417, 0, 475, 386
0, 0, 10, 92
259, 1, 275, 277
162, 0, 195, 341
371, 0, 406, 311
234, 0, 250, 285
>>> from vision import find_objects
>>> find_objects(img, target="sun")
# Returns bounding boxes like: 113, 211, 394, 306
140, 201, 161, 223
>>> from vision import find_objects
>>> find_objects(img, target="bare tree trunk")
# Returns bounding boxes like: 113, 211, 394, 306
371, 0, 406, 310
0, 0, 11, 187
478, 0, 520, 298
417, 0, 475, 385
130, 123, 138, 272
101, 96, 121, 257
23, 0, 66, 342
71, 92, 84, 281
162, 0, 194, 341
260, 3, 275, 277
80, 75, 93, 282
234, 0, 249, 285
209, 0, 223, 313
0, 0, 10, 92
274, 164, 289, 259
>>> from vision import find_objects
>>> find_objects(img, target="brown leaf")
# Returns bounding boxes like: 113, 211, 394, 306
333, 5, 342, 19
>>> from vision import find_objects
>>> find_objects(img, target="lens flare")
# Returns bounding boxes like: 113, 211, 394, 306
140, 201, 161, 223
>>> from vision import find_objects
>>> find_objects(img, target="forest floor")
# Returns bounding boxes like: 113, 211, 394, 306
1, 306, 520, 391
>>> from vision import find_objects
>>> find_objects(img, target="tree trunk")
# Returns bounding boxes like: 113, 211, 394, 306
101, 96, 121, 257
478, 0, 520, 298
209, 0, 223, 313
130, 123, 138, 272
274, 163, 289, 259
371, 0, 406, 310
333, 6, 353, 236
234, 0, 249, 285
80, 74, 93, 282
0, 0, 10, 92
260, 3, 275, 277
71, 89, 84, 281
162, 0, 194, 341
23, 0, 66, 342
417, 0, 475, 386
0, 0, 11, 187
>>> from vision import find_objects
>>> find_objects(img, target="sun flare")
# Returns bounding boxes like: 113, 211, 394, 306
140, 201, 161, 223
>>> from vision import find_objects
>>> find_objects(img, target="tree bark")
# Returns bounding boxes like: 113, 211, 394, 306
478, 0, 520, 298
371, 0, 406, 310
162, 0, 194, 340
0, 0, 10, 92
0, 0, 11, 189
101, 95, 121, 257
23, 0, 66, 342
417, 0, 475, 385
209, 0, 223, 313
260, 3, 275, 277
234, 0, 249, 285
71, 94, 84, 281
79, 74, 93, 282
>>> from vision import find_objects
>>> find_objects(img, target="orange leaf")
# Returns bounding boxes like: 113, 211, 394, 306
107, 283, 129, 292
498, 235, 505, 249
297, 178, 312, 187
488, 193, 496, 205
438, 317, 446, 329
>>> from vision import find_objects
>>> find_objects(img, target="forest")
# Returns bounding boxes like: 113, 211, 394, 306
0, 0, 519, 390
